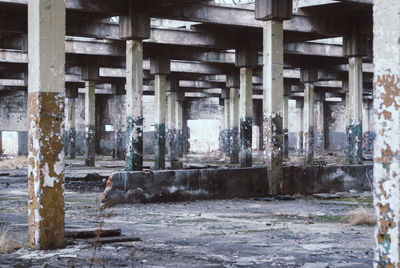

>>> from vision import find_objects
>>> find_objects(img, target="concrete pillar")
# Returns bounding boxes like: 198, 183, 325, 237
239, 67, 253, 167
65, 87, 78, 159
346, 57, 363, 164
66, 98, 76, 158
302, 68, 317, 165
167, 79, 181, 169
304, 82, 314, 164
283, 95, 289, 159
221, 88, 231, 159
84, 81, 96, 167
0, 130, 2, 155
112, 83, 125, 160
154, 74, 166, 170
296, 99, 304, 154
263, 20, 284, 195
236, 48, 257, 168
343, 21, 368, 164
315, 91, 325, 157
230, 88, 239, 164
373, 1, 400, 265
28, 0, 65, 249
151, 58, 170, 170
121, 5, 150, 171
256, 0, 292, 195
176, 91, 184, 158
227, 73, 240, 164
125, 40, 144, 171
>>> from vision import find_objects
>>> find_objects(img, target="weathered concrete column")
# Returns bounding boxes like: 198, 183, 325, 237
151, 58, 170, 170
229, 88, 239, 164
112, 83, 125, 160
296, 99, 304, 154
65, 87, 78, 159
227, 73, 240, 164
236, 49, 257, 167
345, 57, 363, 164
176, 91, 184, 158
315, 91, 325, 157
28, 0, 65, 249
167, 89, 176, 161
239, 67, 253, 167
0, 130, 2, 155
256, 0, 292, 195
221, 88, 231, 159
167, 79, 182, 169
84, 81, 96, 167
301, 68, 318, 165
373, 2, 400, 266
283, 85, 291, 159
120, 5, 150, 171
343, 23, 368, 164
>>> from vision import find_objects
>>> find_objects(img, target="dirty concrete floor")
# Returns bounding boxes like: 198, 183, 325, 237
0, 166, 374, 267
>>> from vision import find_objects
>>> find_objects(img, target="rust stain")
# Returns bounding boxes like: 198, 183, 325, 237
28, 92, 65, 249
376, 74, 400, 110
375, 143, 397, 170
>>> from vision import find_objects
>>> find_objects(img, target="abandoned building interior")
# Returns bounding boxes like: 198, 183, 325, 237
0, 0, 399, 266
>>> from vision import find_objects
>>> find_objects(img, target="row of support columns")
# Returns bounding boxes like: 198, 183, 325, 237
27, 0, 384, 252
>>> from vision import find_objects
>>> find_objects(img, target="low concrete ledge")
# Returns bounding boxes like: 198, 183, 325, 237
104, 164, 372, 205
282, 164, 373, 195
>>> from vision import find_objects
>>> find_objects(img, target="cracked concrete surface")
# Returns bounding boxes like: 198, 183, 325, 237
0, 166, 374, 267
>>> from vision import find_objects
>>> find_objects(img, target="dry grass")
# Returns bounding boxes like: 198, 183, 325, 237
0, 156, 28, 170
343, 206, 377, 226
0, 229, 22, 254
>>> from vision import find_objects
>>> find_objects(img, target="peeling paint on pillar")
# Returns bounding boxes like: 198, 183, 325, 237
373, 72, 400, 267
28, 0, 65, 250
28, 92, 65, 249
373, 1, 400, 266
126, 39, 144, 171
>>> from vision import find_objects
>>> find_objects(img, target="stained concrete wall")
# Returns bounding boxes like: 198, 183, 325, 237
104, 164, 372, 205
